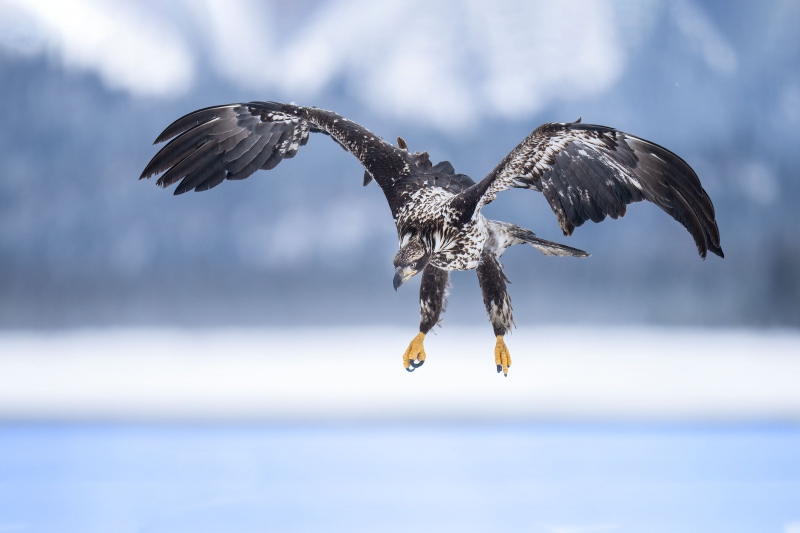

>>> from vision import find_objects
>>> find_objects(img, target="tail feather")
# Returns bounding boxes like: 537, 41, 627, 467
507, 225, 589, 257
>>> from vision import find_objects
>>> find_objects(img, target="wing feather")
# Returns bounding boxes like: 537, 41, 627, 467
461, 122, 723, 258
225, 133, 272, 177
141, 102, 413, 215
153, 104, 240, 144
156, 140, 220, 189
568, 157, 605, 223
175, 159, 225, 195
142, 117, 234, 178
220, 129, 261, 163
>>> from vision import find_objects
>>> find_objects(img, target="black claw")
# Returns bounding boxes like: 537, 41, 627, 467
406, 366, 415, 373
496, 364, 502, 373
410, 359, 425, 369
504, 373, 507, 378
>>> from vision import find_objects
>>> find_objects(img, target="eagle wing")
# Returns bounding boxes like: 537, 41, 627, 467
462, 121, 723, 258
140, 101, 414, 215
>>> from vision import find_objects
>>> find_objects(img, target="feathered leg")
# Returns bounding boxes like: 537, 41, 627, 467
476, 253, 514, 376
402, 265, 450, 372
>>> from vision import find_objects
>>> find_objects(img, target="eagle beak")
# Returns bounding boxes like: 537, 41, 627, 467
393, 265, 417, 291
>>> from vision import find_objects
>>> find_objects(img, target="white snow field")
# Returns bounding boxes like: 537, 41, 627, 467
2, 327, 800, 533
1, 326, 799, 422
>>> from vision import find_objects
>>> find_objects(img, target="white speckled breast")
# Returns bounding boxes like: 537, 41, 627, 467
430, 215, 489, 271
395, 187, 492, 272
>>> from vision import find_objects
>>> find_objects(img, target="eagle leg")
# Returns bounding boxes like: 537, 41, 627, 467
403, 266, 450, 372
477, 253, 515, 376
494, 335, 512, 376
402, 332, 426, 372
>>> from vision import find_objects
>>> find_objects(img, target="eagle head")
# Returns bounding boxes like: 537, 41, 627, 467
392, 237, 430, 290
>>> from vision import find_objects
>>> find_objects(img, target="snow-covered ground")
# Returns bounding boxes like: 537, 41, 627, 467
2, 327, 799, 532
1, 326, 799, 422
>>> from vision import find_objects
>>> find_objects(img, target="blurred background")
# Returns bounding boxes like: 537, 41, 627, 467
0, 0, 797, 328
0, 0, 799, 531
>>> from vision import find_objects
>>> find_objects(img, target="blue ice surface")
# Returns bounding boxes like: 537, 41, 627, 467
0, 423, 798, 533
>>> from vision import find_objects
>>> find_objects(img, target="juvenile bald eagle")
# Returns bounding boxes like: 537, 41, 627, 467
141, 102, 723, 375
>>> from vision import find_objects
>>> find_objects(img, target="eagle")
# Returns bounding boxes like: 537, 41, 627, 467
141, 101, 723, 376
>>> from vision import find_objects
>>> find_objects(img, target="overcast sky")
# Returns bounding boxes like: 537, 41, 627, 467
0, 0, 736, 130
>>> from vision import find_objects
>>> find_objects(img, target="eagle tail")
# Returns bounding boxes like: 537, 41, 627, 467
508, 225, 590, 257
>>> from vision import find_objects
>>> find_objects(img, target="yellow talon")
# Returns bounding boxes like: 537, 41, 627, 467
402, 332, 426, 372
494, 335, 512, 376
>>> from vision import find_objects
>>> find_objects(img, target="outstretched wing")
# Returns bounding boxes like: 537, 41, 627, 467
140, 101, 414, 215
461, 121, 723, 258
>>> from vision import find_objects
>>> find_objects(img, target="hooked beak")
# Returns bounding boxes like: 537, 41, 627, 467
393, 265, 417, 291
